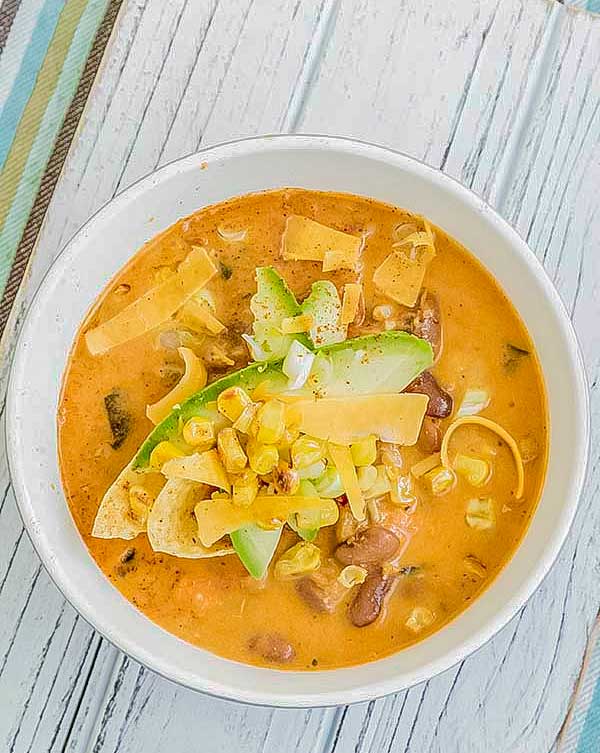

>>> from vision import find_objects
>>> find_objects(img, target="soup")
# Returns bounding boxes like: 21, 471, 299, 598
58, 189, 547, 670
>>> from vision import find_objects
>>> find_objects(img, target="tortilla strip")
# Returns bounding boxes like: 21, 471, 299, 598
92, 461, 162, 539
147, 478, 234, 558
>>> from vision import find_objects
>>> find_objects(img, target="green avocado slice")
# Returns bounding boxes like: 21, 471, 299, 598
133, 331, 433, 470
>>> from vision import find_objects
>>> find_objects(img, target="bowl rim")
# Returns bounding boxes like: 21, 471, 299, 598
6, 133, 590, 707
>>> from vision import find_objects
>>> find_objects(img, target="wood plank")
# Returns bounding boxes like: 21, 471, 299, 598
1, 1, 599, 752
306, 4, 600, 753
0, 1, 338, 751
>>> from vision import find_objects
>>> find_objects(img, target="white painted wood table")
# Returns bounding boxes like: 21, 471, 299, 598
1, 1, 599, 751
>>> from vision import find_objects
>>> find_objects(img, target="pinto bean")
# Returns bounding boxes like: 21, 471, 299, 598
413, 291, 442, 360
248, 633, 295, 663
296, 578, 335, 613
349, 571, 394, 627
335, 526, 400, 568
418, 416, 442, 453
405, 371, 452, 418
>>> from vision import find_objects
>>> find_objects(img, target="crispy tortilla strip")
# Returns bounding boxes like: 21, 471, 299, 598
86, 246, 217, 355
147, 478, 234, 558
92, 462, 163, 539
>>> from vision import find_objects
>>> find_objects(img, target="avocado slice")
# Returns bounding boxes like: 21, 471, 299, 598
301, 280, 346, 347
133, 331, 433, 470
246, 267, 310, 361
230, 524, 282, 579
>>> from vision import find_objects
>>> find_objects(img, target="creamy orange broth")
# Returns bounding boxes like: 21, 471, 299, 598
58, 189, 547, 670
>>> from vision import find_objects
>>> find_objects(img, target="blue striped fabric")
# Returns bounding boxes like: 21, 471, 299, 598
0, 0, 64, 170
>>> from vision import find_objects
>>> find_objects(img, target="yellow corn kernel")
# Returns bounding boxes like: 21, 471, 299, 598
217, 428, 247, 474
405, 606, 435, 633
357, 464, 378, 491
272, 461, 300, 495
338, 565, 368, 588
454, 453, 491, 487
389, 473, 417, 508
350, 435, 377, 467
149, 441, 185, 470
182, 416, 215, 448
281, 313, 314, 334
232, 469, 259, 507
291, 434, 324, 469
424, 465, 456, 496
297, 503, 338, 530
247, 440, 279, 475
217, 386, 253, 422
363, 465, 391, 499
232, 401, 259, 434
254, 399, 286, 445
465, 498, 495, 530
274, 542, 321, 579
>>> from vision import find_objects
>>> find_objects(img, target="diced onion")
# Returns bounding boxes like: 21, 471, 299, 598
441, 416, 524, 499
217, 225, 247, 243
456, 389, 490, 417
283, 340, 315, 390
242, 333, 268, 362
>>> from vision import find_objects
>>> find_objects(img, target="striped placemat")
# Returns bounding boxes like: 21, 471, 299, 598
0, 0, 122, 336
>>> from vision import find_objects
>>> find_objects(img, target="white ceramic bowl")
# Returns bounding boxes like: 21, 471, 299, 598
7, 135, 589, 707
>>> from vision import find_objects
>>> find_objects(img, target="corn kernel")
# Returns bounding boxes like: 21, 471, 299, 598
273, 461, 300, 495
149, 441, 185, 469
247, 440, 279, 475
363, 465, 391, 499
357, 464, 378, 492
314, 466, 344, 498
389, 473, 417, 508
254, 399, 286, 444
274, 542, 321, 579
217, 428, 247, 473
232, 468, 259, 507
424, 465, 456, 496
297, 459, 326, 480
338, 565, 368, 588
405, 606, 435, 633
291, 435, 324, 469
217, 386, 252, 422
454, 453, 491, 487
182, 416, 215, 447
350, 435, 377, 466
232, 401, 259, 434
465, 498, 495, 530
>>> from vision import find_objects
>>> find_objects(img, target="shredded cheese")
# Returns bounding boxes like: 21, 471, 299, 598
146, 347, 207, 424
440, 416, 524, 499
86, 247, 217, 354
281, 215, 362, 271
373, 219, 436, 307
328, 443, 366, 521
340, 283, 363, 325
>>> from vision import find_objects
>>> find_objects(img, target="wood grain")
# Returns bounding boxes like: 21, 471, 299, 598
1, 1, 598, 751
